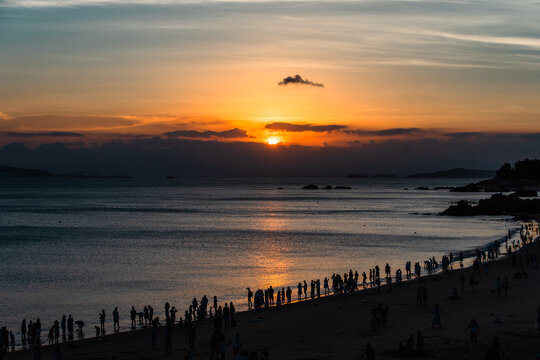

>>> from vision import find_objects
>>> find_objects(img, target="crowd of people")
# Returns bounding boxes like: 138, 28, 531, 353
1, 222, 538, 359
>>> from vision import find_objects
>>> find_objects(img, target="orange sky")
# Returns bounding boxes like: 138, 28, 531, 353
1, 0, 540, 147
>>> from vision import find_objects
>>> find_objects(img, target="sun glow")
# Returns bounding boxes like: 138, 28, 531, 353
267, 137, 281, 145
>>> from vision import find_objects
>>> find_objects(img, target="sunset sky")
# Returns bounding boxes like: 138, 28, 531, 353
1, 0, 540, 175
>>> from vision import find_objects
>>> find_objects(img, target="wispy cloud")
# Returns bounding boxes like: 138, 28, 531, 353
0, 131, 84, 137
344, 128, 425, 136
163, 128, 248, 138
425, 31, 540, 49
265, 122, 345, 132
278, 74, 324, 88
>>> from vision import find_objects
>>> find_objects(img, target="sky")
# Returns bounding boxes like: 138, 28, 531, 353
1, 0, 540, 175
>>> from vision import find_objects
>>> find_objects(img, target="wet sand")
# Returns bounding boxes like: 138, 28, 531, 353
6, 238, 540, 360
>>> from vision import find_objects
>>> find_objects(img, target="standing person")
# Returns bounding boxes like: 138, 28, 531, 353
465, 319, 479, 343
432, 304, 441, 328
130, 307, 137, 329
21, 319, 27, 343
99, 310, 106, 333
303, 281, 308, 299
60, 316, 66, 339
67, 315, 74, 339
286, 287, 292, 304
143, 306, 149, 326
53, 320, 59, 344
113, 307, 120, 333
246, 289, 253, 309
297, 282, 302, 300
164, 302, 170, 322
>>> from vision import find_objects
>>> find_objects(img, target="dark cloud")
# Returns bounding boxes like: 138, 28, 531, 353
344, 128, 424, 136
0, 115, 138, 130
0, 131, 83, 138
278, 74, 324, 88
1, 136, 539, 178
162, 128, 248, 139
444, 132, 484, 139
265, 122, 346, 132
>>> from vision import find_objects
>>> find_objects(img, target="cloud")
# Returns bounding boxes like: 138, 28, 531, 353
444, 132, 484, 139
0, 131, 84, 137
278, 75, 324, 88
425, 31, 540, 50
265, 122, 346, 132
0, 112, 13, 121
162, 128, 248, 139
344, 128, 424, 136
0, 115, 138, 131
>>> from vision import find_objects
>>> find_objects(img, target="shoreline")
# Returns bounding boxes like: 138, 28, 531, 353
4, 222, 538, 359
7, 226, 520, 349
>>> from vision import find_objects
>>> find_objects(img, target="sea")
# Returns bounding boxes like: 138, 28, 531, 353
0, 177, 518, 343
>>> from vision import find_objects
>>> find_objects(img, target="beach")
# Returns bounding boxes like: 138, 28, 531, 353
0, 178, 513, 335
5, 224, 539, 360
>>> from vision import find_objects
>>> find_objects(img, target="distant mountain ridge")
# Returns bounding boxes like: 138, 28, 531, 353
407, 168, 495, 178
0, 165, 131, 178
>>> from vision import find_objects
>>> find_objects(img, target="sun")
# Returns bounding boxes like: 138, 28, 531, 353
267, 137, 282, 145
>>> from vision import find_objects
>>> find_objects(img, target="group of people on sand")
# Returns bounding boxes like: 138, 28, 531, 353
4, 223, 538, 360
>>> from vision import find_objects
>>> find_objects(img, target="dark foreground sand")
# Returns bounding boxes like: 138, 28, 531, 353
6, 238, 540, 360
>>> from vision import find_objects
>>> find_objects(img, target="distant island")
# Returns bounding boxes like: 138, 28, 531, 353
451, 159, 540, 192
0, 165, 132, 179
441, 159, 540, 218
346, 168, 494, 179
346, 173, 397, 178
407, 168, 494, 179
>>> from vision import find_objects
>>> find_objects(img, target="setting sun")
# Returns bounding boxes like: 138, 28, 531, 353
267, 137, 282, 145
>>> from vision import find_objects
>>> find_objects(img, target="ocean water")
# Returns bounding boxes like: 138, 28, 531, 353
0, 178, 517, 342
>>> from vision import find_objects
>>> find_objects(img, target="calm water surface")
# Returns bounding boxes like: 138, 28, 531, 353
0, 178, 517, 342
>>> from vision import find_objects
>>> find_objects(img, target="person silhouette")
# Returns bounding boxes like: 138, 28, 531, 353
246, 289, 253, 309
113, 307, 119, 332
67, 315, 74, 339
223, 304, 230, 327
466, 318, 479, 343
21, 319, 27, 343
99, 310, 106, 333
130, 307, 137, 329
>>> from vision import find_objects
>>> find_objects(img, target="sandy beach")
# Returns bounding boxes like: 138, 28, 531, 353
5, 227, 540, 360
